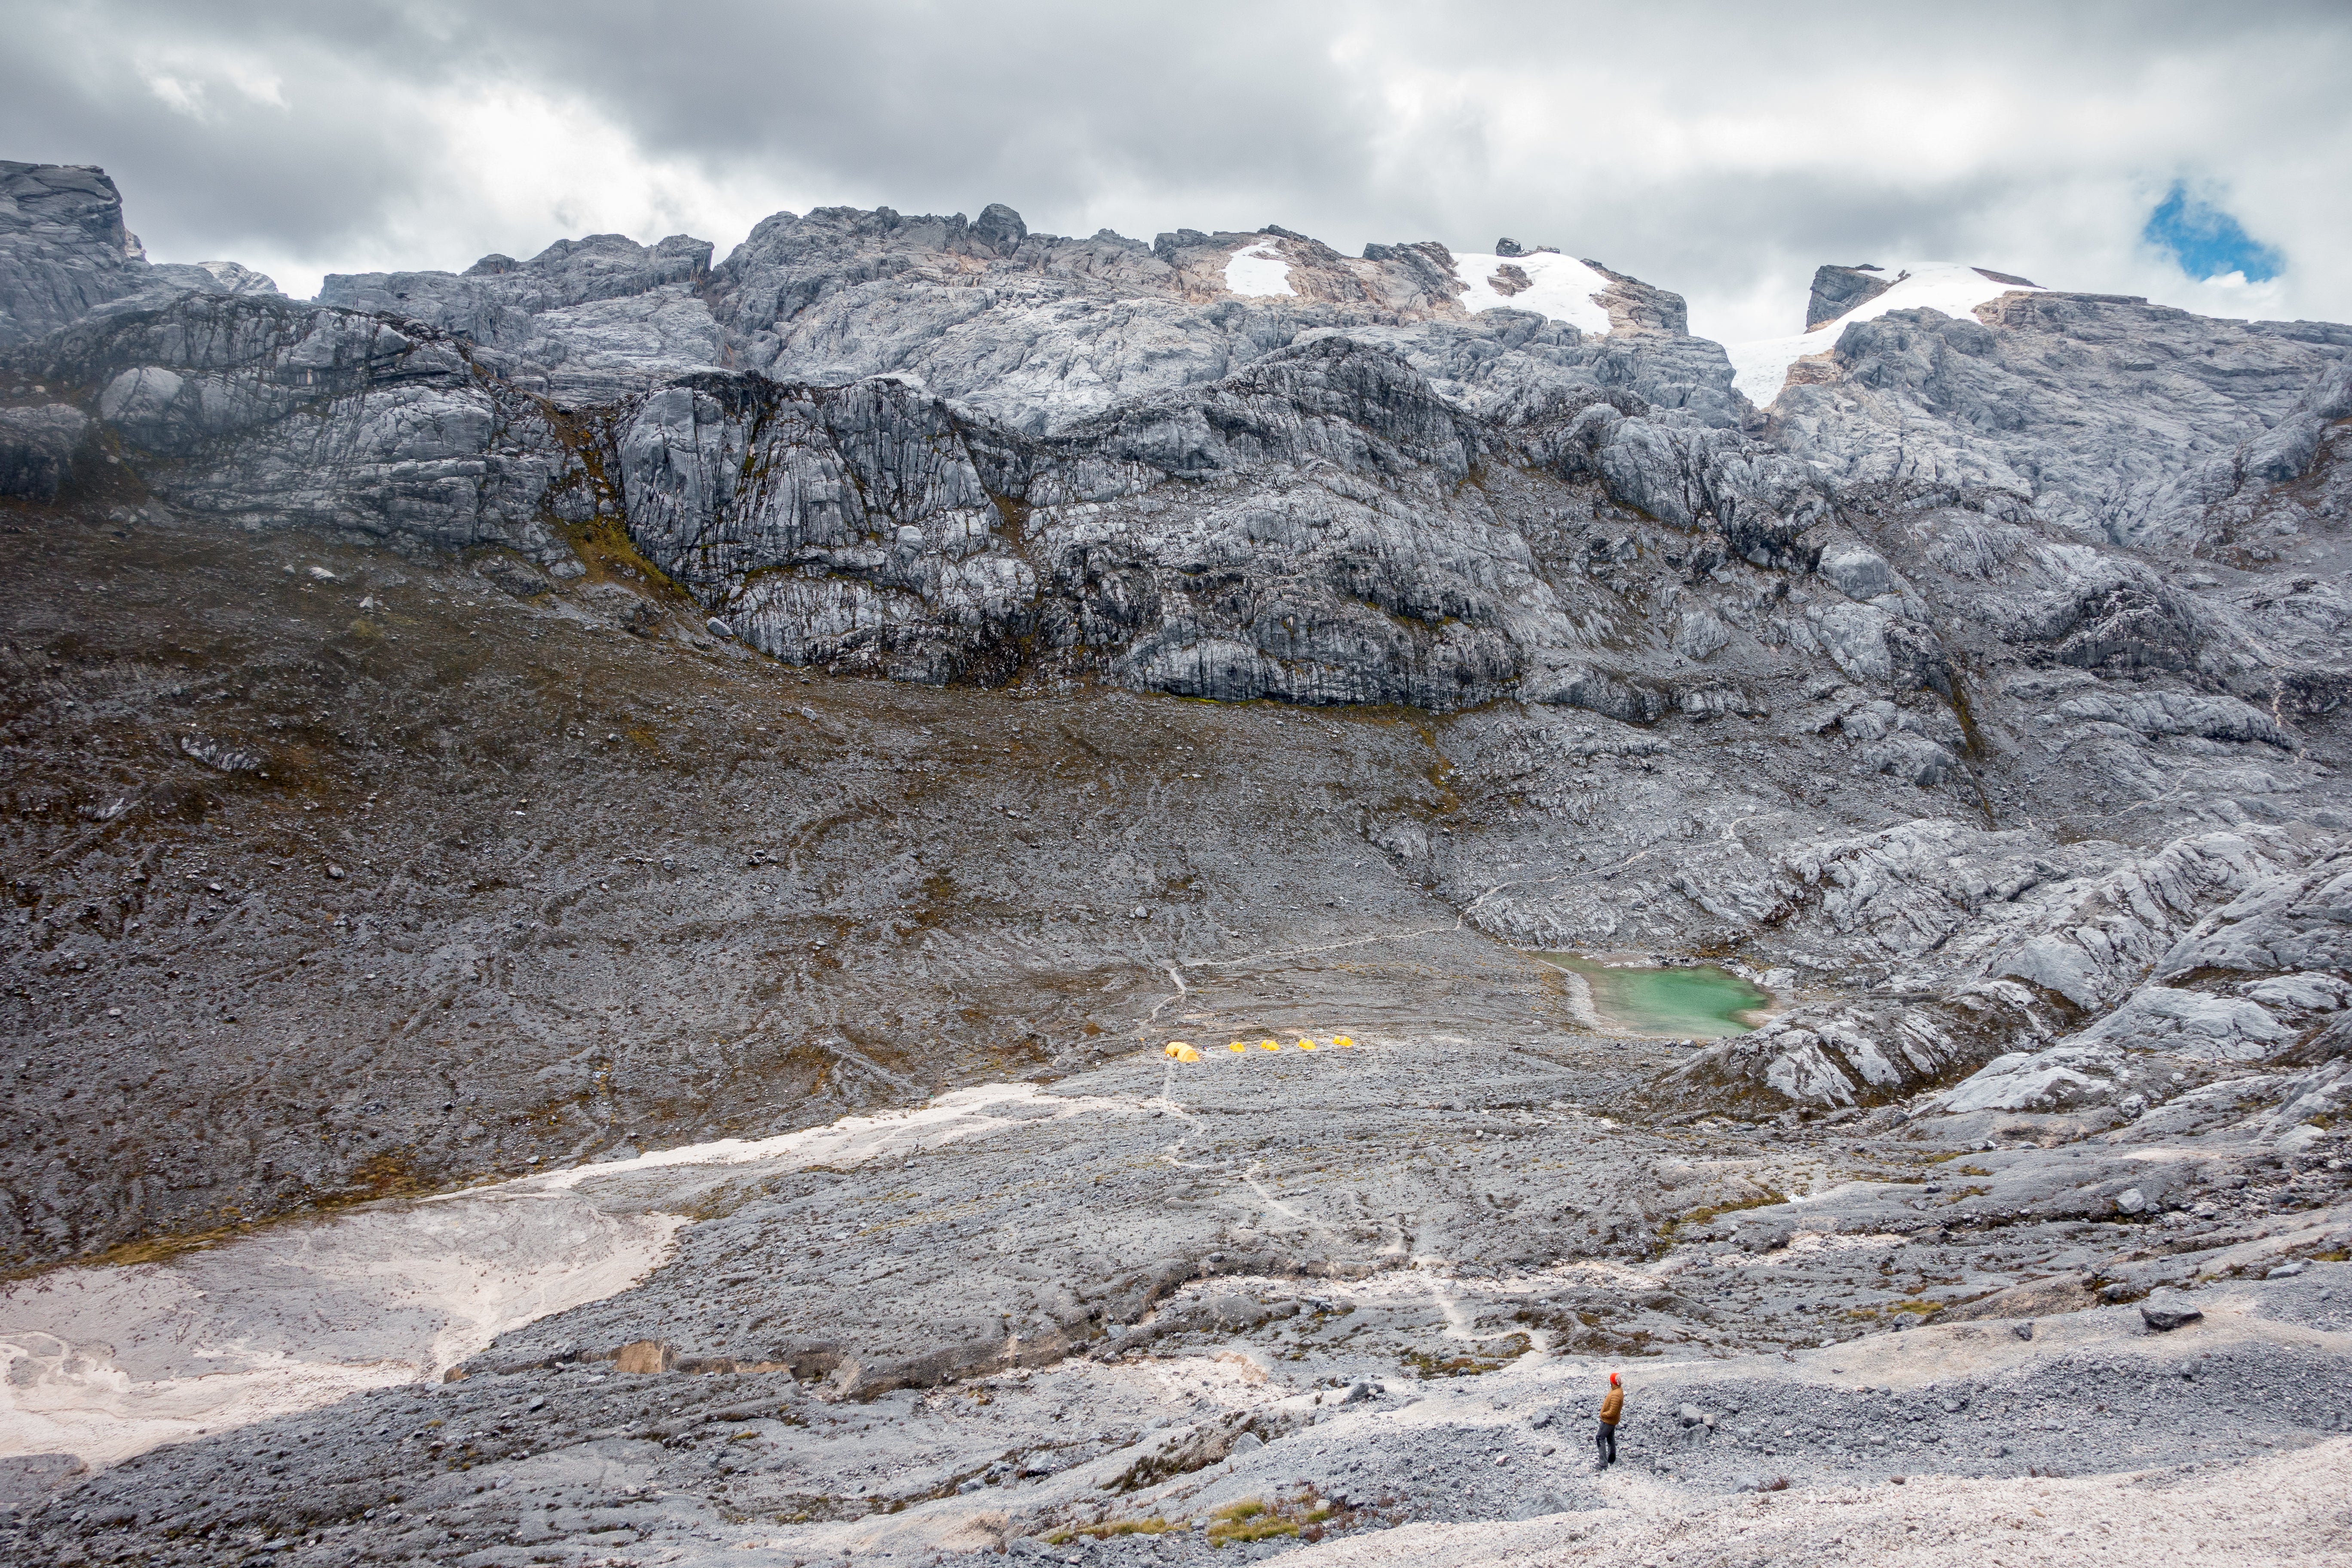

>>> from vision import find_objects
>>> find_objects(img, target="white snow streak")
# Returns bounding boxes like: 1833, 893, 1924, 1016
1448, 250, 1614, 336
1727, 261, 2047, 406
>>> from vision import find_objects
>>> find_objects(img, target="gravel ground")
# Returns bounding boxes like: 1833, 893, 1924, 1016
4, 1036, 2344, 1565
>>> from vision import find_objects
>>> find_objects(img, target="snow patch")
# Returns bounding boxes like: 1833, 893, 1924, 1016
0, 1197, 683, 1468
0, 1084, 1107, 1469
1449, 251, 1613, 336
1727, 262, 2047, 406
1223, 240, 1295, 298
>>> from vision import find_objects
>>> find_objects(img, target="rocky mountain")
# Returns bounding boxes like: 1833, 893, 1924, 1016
0, 161, 2346, 1567
3, 151, 2346, 1205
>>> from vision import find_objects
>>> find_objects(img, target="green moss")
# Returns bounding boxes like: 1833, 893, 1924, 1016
1655, 1187, 1786, 1248
1402, 1332, 1528, 1378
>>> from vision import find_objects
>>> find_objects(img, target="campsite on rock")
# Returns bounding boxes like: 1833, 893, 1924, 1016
1, 144, 2348, 1568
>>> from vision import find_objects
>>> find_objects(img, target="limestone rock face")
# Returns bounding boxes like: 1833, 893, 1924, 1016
0, 162, 147, 346
607, 338, 1566, 703
701, 205, 1743, 436
21, 292, 575, 561
1768, 292, 2352, 545
318, 233, 720, 403
319, 232, 713, 330
1, 164, 290, 350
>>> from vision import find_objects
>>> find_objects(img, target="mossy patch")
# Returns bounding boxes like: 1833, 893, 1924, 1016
1403, 1332, 1528, 1378
1206, 1495, 1331, 1548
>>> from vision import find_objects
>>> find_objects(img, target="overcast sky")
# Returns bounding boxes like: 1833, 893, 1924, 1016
8, 0, 2349, 343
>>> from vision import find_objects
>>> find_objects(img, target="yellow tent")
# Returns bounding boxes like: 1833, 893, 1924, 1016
1228, 1041, 1248, 1053
1164, 1043, 1200, 1063
1257, 1038, 1280, 1052
1295, 1038, 1319, 1051
1334, 1035, 1356, 1048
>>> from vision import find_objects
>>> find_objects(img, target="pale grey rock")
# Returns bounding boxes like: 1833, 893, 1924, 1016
1819, 542, 1898, 601
1933, 1044, 2122, 1114
1984, 832, 2295, 1010
318, 231, 711, 333
2135, 355, 2352, 550
0, 162, 145, 346
1670, 606, 1730, 659
2156, 842, 2352, 981
514, 285, 726, 402
3, 162, 288, 347
82, 257, 285, 325
1765, 292, 2352, 547
2012, 673, 2294, 748
598, 338, 1580, 703
97, 363, 183, 425
2065, 986, 2291, 1061
1642, 824, 2337, 1110
317, 232, 716, 404
705, 203, 1743, 437
1798, 600, 1894, 681
16, 292, 578, 563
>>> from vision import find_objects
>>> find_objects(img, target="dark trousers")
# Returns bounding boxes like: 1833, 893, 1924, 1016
1595, 1421, 1617, 1465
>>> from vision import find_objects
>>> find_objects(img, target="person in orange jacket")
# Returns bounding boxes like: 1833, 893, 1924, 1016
1595, 1372, 1623, 1469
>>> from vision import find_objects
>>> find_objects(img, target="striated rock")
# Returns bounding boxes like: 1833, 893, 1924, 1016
0, 162, 146, 347
606, 338, 1561, 702
13, 292, 578, 562
3, 163, 291, 350
319, 231, 711, 332
2156, 842, 2352, 981
704, 204, 1742, 436
1768, 292, 2352, 545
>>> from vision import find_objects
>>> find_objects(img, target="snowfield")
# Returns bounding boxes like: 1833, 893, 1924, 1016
1448, 249, 1614, 335
1223, 240, 1296, 298
1727, 262, 2047, 406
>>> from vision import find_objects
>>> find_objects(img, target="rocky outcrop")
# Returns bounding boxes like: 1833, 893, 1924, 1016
701, 205, 1747, 437
608, 338, 1567, 701
1804, 264, 1896, 330
318, 232, 719, 403
1768, 293, 2352, 547
0, 162, 147, 347
1, 163, 284, 351
11, 292, 576, 561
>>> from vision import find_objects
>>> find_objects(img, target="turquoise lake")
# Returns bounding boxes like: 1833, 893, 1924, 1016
1534, 954, 1771, 1037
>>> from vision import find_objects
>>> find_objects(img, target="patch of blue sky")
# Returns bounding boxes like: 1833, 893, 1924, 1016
2143, 182, 2285, 283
